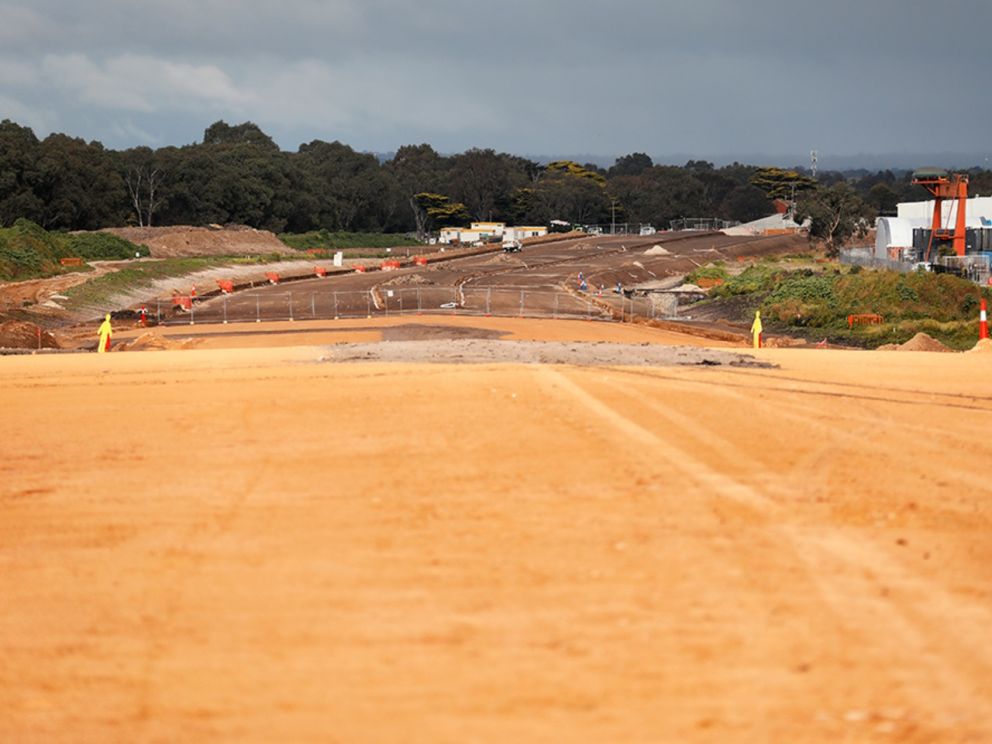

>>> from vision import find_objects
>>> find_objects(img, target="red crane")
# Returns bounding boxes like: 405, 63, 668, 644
911, 168, 968, 261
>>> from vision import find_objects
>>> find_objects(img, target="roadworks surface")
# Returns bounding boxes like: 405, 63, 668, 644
1, 319, 990, 743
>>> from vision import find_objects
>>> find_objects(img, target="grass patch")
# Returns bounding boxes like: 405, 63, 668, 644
697, 258, 991, 349
280, 230, 420, 253
856, 319, 979, 350
0, 220, 148, 281
685, 263, 729, 284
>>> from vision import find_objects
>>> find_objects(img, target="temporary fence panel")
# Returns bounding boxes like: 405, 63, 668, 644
154, 287, 661, 326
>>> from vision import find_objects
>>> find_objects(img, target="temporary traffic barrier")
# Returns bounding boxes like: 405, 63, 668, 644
314, 266, 327, 277
847, 313, 883, 328
414, 256, 428, 266
355, 265, 366, 273
216, 279, 234, 294
266, 271, 281, 284
981, 298, 988, 340
381, 260, 402, 271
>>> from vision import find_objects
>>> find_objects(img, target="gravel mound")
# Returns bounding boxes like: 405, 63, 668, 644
644, 244, 671, 256
316, 339, 773, 368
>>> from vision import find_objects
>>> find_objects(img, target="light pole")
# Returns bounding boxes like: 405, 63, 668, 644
611, 199, 618, 235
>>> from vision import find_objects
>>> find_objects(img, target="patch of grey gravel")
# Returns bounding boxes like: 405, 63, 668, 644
315, 340, 774, 368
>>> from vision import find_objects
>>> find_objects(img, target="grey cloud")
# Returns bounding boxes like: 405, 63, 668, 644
1, 0, 990, 161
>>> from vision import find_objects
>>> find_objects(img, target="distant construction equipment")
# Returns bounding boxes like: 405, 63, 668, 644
911, 168, 969, 261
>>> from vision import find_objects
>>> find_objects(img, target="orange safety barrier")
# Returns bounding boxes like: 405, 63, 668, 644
847, 313, 883, 328
381, 259, 402, 271
314, 266, 327, 277
414, 256, 428, 266
216, 279, 234, 294
172, 295, 192, 311
59, 257, 84, 267
355, 265, 366, 273
265, 271, 281, 284
695, 277, 724, 289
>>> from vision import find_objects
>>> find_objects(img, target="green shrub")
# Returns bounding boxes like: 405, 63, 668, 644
280, 230, 420, 252
0, 222, 148, 280
686, 263, 730, 284
66, 232, 150, 260
0, 219, 66, 280
712, 264, 781, 296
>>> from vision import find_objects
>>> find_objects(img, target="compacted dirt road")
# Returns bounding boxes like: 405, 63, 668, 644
2, 319, 991, 742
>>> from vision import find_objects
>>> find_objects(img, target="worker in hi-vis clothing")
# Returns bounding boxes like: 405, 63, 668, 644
751, 310, 763, 349
97, 313, 113, 353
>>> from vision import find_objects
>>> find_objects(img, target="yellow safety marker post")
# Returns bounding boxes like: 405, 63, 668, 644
97, 313, 113, 353
751, 310, 763, 349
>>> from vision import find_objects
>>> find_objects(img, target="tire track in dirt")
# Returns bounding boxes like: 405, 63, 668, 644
596, 366, 990, 528
131, 429, 272, 734
604, 366, 992, 500
535, 366, 776, 514
785, 527, 992, 736
542, 365, 992, 738
606, 366, 992, 413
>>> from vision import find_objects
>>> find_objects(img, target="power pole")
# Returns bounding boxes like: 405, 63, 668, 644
810, 150, 818, 180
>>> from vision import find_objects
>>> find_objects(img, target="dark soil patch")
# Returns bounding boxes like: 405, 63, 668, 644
380, 324, 506, 341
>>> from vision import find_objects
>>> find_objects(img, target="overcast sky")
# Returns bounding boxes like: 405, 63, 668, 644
3, 0, 991, 166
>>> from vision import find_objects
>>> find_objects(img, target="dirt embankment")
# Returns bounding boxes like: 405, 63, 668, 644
100, 225, 293, 258
0, 320, 59, 350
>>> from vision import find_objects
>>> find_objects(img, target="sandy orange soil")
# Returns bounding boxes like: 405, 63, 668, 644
1, 320, 991, 743
104, 315, 740, 350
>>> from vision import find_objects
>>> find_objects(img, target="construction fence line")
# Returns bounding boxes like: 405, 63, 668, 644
153, 288, 674, 327
841, 250, 992, 284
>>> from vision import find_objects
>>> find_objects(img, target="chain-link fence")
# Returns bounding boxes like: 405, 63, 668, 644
840, 249, 992, 284
669, 218, 740, 231
936, 254, 992, 285
839, 252, 915, 273
152, 287, 678, 327
576, 223, 657, 236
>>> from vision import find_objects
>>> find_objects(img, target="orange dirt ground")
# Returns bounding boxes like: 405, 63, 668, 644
1, 317, 991, 743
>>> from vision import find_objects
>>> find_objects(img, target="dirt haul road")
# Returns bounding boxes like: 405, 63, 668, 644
1, 328, 991, 742
175, 232, 804, 326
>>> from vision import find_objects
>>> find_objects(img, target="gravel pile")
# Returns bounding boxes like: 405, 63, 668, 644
316, 339, 772, 367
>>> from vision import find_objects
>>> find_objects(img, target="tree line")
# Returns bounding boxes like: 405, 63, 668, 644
3, 118, 992, 239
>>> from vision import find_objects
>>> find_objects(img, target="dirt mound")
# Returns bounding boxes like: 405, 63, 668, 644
899, 332, 955, 352
644, 244, 671, 256
116, 332, 201, 352
0, 320, 60, 349
968, 338, 992, 353
100, 225, 292, 258
879, 332, 956, 353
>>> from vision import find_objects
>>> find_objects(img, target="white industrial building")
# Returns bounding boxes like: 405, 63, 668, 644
438, 222, 547, 246
875, 196, 992, 259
